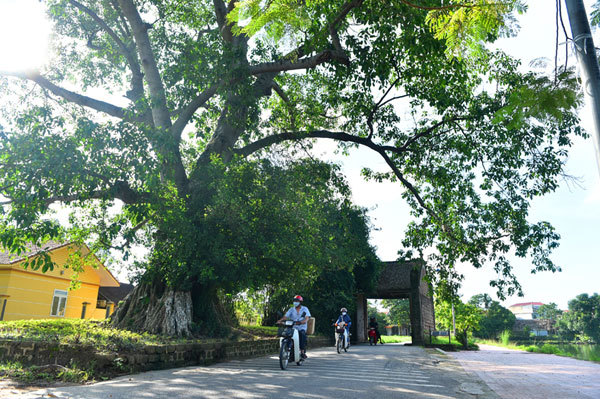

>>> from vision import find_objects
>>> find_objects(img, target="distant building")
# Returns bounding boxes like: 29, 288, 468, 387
513, 319, 552, 337
508, 302, 544, 320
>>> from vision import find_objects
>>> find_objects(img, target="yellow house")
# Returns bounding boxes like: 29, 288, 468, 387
0, 241, 126, 321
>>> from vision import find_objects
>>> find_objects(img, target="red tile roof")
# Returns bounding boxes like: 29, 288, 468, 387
510, 302, 544, 307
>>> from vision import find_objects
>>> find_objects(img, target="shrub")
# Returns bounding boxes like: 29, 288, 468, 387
500, 330, 511, 346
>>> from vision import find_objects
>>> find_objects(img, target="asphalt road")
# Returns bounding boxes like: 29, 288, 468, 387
22, 343, 497, 399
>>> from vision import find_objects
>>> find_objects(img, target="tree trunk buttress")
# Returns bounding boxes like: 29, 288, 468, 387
111, 280, 193, 336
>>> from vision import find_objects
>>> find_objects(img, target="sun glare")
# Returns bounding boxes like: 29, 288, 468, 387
0, 0, 51, 72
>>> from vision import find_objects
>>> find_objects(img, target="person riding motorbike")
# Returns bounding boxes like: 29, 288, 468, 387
369, 316, 384, 344
277, 295, 311, 359
335, 307, 352, 347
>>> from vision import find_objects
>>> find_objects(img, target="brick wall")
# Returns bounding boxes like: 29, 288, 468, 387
0, 335, 332, 373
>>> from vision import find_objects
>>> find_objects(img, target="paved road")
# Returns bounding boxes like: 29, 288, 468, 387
451, 344, 600, 399
21, 344, 496, 399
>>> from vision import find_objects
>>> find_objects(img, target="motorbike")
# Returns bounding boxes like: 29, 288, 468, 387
334, 320, 349, 353
368, 327, 377, 345
277, 312, 306, 370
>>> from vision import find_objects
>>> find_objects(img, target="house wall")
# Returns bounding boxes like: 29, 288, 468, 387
0, 246, 108, 321
509, 304, 541, 320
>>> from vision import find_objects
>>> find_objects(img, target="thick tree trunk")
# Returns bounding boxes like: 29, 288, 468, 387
190, 283, 236, 336
111, 278, 237, 337
111, 280, 193, 336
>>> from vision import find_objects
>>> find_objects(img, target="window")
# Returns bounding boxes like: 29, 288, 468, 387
51, 289, 68, 317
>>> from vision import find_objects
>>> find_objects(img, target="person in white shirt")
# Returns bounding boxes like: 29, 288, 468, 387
277, 295, 311, 359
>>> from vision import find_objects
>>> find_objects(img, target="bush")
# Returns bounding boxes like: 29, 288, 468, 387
510, 330, 531, 340
525, 344, 560, 355
500, 330, 511, 346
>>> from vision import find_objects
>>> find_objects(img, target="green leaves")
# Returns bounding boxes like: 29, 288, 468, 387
435, 297, 483, 333
425, 0, 526, 57
227, 0, 329, 40
140, 156, 377, 295
558, 294, 600, 343
469, 297, 516, 339
0, 0, 587, 323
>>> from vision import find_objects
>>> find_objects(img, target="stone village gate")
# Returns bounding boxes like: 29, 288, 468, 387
355, 260, 435, 345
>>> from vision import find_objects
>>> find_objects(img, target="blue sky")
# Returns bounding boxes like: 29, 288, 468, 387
1, 1, 598, 310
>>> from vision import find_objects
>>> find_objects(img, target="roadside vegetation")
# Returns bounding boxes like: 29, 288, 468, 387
428, 336, 478, 351
0, 319, 283, 385
0, 360, 95, 384
380, 335, 411, 344
0, 319, 283, 347
0, 319, 185, 352
477, 336, 600, 363
432, 292, 600, 360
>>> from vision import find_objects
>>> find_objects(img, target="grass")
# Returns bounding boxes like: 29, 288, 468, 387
0, 360, 93, 384
375, 334, 478, 349
429, 335, 478, 350
0, 319, 284, 385
380, 335, 412, 344
0, 319, 279, 351
0, 319, 187, 352
499, 330, 511, 346
476, 339, 600, 363
237, 325, 278, 337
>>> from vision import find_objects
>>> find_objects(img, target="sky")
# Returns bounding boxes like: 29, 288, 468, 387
0, 0, 598, 310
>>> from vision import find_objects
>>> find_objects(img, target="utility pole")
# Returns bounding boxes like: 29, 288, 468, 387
451, 302, 456, 335
565, 0, 600, 174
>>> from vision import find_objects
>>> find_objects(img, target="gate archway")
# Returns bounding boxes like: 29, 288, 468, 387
356, 260, 435, 345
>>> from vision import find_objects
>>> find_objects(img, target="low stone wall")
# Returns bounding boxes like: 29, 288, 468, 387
0, 335, 332, 373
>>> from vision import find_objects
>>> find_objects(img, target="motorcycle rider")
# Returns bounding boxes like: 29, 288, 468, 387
369, 316, 384, 344
277, 295, 311, 359
335, 307, 352, 347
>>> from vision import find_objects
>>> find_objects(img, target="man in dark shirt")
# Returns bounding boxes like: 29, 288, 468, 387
369, 316, 384, 344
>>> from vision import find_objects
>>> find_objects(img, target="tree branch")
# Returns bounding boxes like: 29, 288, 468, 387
117, 0, 189, 192
69, 0, 144, 102
328, 0, 364, 62
366, 78, 403, 139
170, 83, 220, 141
397, 115, 469, 152
117, 0, 170, 129
374, 148, 441, 221
99, 219, 149, 251
1, 71, 130, 120
248, 49, 349, 75
248, 1, 364, 76
108, 0, 132, 39
234, 128, 451, 235
234, 130, 384, 157
42, 181, 148, 206
213, 0, 235, 42
271, 81, 297, 129
196, 72, 277, 166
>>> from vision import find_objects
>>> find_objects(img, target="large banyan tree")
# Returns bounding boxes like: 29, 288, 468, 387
0, 0, 584, 335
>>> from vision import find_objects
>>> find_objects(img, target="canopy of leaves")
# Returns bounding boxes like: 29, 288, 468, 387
537, 302, 563, 321
557, 293, 600, 343
381, 299, 411, 326
469, 297, 516, 339
435, 298, 482, 333
0, 0, 585, 310
468, 293, 493, 310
